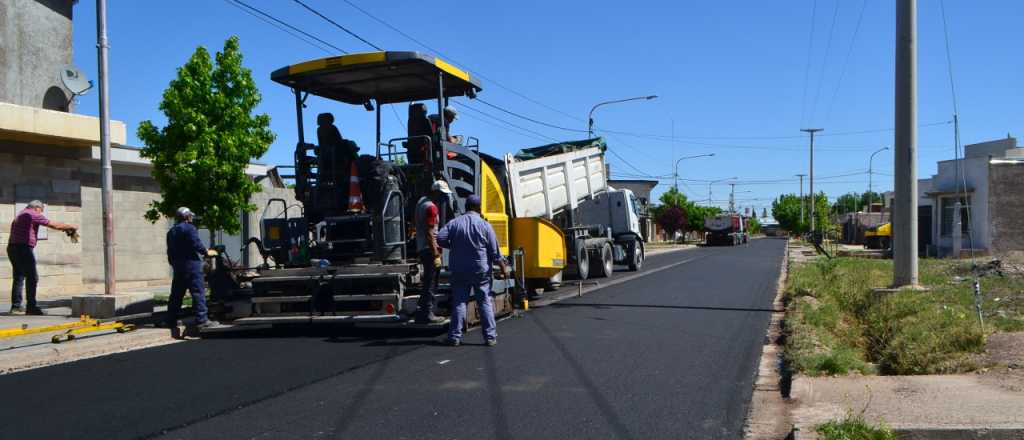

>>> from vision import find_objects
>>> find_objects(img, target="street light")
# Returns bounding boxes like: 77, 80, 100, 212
587, 95, 658, 138
729, 184, 752, 213
673, 153, 715, 191
868, 146, 889, 213
708, 177, 736, 207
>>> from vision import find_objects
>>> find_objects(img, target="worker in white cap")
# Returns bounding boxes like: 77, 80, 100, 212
413, 181, 452, 324
165, 207, 219, 330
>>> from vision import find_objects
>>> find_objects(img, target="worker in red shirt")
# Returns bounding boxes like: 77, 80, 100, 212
413, 180, 451, 324
7, 200, 77, 315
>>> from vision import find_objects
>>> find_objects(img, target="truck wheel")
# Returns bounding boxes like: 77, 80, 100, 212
576, 243, 590, 280
627, 241, 643, 271
591, 243, 613, 278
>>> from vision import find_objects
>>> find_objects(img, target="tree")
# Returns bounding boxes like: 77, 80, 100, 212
833, 192, 861, 215
651, 188, 721, 240
138, 36, 274, 234
656, 206, 688, 239
772, 192, 830, 234
747, 216, 762, 234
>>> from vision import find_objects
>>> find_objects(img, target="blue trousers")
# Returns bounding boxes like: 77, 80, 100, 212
8, 244, 38, 309
168, 260, 209, 325
448, 272, 497, 342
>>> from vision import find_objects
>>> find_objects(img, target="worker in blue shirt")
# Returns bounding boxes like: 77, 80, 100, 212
165, 207, 219, 330
437, 195, 507, 346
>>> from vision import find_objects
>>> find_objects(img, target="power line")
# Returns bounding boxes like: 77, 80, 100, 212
808, 0, 842, 124
225, 0, 348, 54
292, 0, 383, 51
824, 0, 868, 122
338, 0, 584, 124
459, 102, 560, 143
475, 98, 588, 134
799, 0, 819, 127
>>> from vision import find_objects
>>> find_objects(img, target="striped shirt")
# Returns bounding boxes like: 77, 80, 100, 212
9, 209, 50, 248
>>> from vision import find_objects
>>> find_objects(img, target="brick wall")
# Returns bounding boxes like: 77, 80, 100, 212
988, 161, 1024, 257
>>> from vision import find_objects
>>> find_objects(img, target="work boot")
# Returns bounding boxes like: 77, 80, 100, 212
25, 307, 44, 316
415, 314, 446, 325
196, 320, 223, 329
445, 338, 461, 347
485, 339, 497, 347
8, 305, 22, 314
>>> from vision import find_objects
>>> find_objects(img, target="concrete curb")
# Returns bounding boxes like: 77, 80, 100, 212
744, 239, 792, 439
0, 328, 182, 375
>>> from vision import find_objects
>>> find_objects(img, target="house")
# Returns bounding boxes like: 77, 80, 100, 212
915, 136, 1024, 257
0, 0, 297, 297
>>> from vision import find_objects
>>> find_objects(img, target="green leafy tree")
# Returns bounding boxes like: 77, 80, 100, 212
651, 188, 723, 239
833, 192, 862, 215
772, 192, 830, 234
747, 216, 761, 234
138, 36, 274, 234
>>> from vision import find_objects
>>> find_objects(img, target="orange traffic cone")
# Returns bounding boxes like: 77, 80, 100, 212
347, 162, 365, 212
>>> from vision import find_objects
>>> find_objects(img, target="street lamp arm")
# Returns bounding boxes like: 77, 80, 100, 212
587, 95, 659, 137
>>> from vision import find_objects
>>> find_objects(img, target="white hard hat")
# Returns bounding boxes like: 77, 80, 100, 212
443, 105, 458, 120
175, 207, 194, 222
431, 180, 452, 194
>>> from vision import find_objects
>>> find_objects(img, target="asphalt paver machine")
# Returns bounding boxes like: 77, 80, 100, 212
206, 51, 514, 328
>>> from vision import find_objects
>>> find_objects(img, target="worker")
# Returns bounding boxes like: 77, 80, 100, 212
7, 200, 76, 315
413, 180, 451, 324
428, 105, 463, 144
165, 207, 219, 329
437, 194, 506, 346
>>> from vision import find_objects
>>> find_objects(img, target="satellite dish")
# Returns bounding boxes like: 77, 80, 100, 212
59, 65, 93, 110
60, 65, 93, 95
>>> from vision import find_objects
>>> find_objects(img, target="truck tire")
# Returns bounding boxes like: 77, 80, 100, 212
627, 241, 643, 271
591, 243, 613, 278
575, 243, 590, 280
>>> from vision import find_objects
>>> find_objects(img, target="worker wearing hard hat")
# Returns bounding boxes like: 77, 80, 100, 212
165, 207, 219, 330
413, 181, 451, 325
428, 106, 463, 144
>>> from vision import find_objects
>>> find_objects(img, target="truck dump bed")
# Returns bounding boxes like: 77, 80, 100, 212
505, 141, 607, 219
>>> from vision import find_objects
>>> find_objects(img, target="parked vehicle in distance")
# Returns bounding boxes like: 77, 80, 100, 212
704, 213, 748, 246
864, 222, 891, 249
761, 221, 781, 237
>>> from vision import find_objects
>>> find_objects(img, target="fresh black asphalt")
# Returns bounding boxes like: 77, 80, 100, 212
0, 238, 785, 440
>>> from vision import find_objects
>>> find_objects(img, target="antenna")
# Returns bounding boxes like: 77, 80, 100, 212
59, 64, 93, 111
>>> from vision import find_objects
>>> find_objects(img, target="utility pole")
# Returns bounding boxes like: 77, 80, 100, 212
893, 0, 919, 287
795, 174, 806, 227
800, 128, 823, 235
729, 183, 736, 213
97, 0, 116, 295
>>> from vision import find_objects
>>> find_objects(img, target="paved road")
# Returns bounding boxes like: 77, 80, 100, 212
0, 238, 785, 440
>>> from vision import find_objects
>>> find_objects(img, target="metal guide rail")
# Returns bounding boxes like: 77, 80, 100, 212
0, 315, 137, 344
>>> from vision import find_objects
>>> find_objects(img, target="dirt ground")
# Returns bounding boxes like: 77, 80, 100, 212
977, 331, 1024, 393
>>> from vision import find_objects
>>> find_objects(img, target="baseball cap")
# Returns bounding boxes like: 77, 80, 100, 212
443, 106, 458, 120
431, 180, 452, 194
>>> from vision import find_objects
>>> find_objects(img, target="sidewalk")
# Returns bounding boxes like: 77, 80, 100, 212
0, 286, 181, 375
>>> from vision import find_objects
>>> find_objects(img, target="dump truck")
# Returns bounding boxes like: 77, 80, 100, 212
704, 213, 748, 246
203, 51, 643, 329
500, 139, 646, 293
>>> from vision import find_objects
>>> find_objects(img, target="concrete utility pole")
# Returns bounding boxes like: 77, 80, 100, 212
97, 0, 116, 295
869, 147, 889, 211
893, 0, 919, 287
708, 177, 736, 208
729, 183, 736, 213
800, 129, 823, 235
795, 174, 806, 226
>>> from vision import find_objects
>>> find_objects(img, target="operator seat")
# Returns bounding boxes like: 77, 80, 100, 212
316, 112, 347, 210
405, 103, 432, 165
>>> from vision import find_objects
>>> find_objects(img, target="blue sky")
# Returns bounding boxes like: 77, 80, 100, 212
69, 1, 1023, 214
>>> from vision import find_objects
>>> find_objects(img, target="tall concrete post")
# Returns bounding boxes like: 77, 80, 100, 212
893, 0, 919, 286
801, 129, 822, 235
97, 0, 116, 294
795, 174, 806, 228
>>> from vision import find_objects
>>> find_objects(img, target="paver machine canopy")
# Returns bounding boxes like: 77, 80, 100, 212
270, 51, 487, 264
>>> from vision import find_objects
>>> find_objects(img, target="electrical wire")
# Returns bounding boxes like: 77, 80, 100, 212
225, 0, 348, 54
824, 0, 868, 122
799, 0, 819, 127
808, 0, 842, 125
292, 0, 383, 51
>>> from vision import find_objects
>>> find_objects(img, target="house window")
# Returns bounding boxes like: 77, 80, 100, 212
940, 196, 970, 236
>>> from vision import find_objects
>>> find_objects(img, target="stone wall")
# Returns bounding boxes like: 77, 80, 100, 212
988, 161, 1024, 257
0, 0, 75, 111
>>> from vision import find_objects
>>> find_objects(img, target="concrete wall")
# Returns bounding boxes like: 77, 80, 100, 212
0, 0, 75, 111
988, 161, 1024, 257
